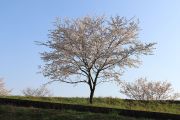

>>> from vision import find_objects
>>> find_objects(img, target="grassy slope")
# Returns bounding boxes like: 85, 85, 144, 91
1, 96, 180, 114
0, 105, 154, 120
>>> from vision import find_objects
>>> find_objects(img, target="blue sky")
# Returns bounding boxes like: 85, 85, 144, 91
0, 0, 180, 97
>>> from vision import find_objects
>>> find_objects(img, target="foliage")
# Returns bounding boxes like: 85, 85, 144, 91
22, 85, 52, 97
38, 15, 156, 103
0, 78, 11, 96
119, 78, 180, 100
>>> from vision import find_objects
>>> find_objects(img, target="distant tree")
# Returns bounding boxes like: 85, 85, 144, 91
38, 15, 156, 104
119, 78, 180, 100
22, 85, 52, 97
0, 78, 11, 96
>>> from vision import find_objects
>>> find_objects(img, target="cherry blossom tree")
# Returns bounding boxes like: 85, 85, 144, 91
119, 78, 180, 100
22, 85, 52, 97
38, 16, 155, 103
0, 78, 11, 96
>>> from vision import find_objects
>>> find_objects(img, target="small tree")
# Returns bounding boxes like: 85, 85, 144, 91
119, 78, 180, 100
22, 85, 52, 97
38, 16, 155, 103
0, 78, 11, 96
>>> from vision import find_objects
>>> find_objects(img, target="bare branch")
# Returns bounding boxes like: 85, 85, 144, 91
44, 79, 88, 86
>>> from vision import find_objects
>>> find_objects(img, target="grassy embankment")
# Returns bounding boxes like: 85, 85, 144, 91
0, 104, 155, 120
1, 96, 179, 114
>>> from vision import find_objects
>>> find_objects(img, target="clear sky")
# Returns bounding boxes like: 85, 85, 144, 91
0, 0, 180, 97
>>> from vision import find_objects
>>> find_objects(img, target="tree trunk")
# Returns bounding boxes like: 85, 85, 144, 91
89, 89, 95, 104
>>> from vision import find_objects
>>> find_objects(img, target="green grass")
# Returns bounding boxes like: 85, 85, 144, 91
1, 96, 180, 114
0, 104, 154, 120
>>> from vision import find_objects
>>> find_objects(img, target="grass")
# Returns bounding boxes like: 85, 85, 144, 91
1, 96, 180, 114
0, 104, 156, 120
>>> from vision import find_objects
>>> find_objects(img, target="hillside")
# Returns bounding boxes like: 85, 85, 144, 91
0, 96, 179, 120
0, 104, 155, 120
1, 96, 179, 114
